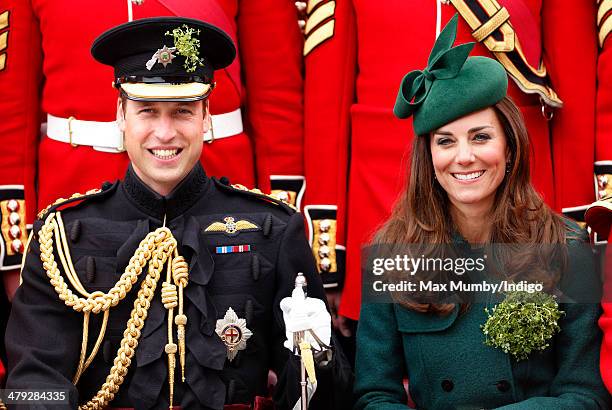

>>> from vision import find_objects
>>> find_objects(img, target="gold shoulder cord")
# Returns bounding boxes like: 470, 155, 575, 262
231, 184, 298, 211
38, 211, 189, 409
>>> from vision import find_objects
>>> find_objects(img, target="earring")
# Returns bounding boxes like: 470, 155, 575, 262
505, 162, 511, 174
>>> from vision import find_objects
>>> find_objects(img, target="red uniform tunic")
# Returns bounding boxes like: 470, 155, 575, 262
0, 0, 304, 271
595, 0, 612, 201
594, 0, 612, 394
303, 0, 597, 319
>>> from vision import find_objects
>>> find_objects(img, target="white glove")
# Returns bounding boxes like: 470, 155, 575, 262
280, 286, 331, 352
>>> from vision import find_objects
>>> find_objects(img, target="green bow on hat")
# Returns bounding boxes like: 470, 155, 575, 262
394, 14, 508, 135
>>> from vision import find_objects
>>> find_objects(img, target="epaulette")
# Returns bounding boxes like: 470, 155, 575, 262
212, 178, 297, 214
37, 181, 119, 220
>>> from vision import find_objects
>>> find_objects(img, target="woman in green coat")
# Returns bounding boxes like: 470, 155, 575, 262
354, 15, 611, 410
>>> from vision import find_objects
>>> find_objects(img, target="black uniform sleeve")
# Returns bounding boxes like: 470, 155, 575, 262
271, 212, 353, 410
5, 221, 81, 409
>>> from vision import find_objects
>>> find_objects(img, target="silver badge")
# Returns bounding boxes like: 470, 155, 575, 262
146, 45, 177, 70
215, 307, 253, 361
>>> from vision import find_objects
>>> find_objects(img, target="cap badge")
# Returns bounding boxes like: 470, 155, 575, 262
204, 216, 259, 235
146, 45, 177, 70
215, 307, 252, 361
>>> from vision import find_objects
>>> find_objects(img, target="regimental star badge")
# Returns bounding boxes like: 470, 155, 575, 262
204, 216, 259, 235
215, 307, 252, 361
145, 45, 177, 70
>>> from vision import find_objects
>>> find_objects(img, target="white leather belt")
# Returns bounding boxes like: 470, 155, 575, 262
46, 109, 243, 153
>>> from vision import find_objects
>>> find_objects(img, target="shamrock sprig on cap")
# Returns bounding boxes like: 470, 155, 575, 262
166, 24, 204, 73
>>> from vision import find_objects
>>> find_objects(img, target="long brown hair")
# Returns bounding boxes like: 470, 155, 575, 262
374, 96, 570, 314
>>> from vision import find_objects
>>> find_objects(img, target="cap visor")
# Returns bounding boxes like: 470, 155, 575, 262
120, 82, 211, 101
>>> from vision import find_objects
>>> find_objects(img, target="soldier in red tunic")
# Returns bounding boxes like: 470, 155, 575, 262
302, 0, 598, 320
587, 0, 612, 394
595, 0, 612, 204
0, 0, 305, 298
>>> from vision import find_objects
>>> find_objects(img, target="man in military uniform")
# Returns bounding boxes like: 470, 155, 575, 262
5, 17, 349, 409
0, 0, 306, 301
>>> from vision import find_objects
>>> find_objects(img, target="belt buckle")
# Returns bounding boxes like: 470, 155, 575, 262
68, 116, 78, 147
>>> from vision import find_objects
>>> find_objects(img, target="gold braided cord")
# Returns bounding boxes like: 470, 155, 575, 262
54, 215, 90, 296
163, 256, 178, 408
80, 238, 175, 410
74, 311, 91, 384
51, 213, 109, 383
73, 309, 110, 385
173, 255, 189, 382
159, 251, 191, 407
38, 212, 183, 409
40, 212, 156, 314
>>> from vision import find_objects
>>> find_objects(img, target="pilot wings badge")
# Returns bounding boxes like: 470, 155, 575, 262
204, 216, 259, 235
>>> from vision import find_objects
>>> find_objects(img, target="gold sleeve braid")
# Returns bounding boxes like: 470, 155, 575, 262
599, 0, 612, 47
38, 211, 188, 409
0, 10, 8, 71
303, 0, 336, 56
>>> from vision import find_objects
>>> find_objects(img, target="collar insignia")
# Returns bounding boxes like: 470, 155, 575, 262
215, 307, 252, 361
204, 216, 259, 235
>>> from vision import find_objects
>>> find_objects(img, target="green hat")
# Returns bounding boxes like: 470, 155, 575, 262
393, 14, 508, 135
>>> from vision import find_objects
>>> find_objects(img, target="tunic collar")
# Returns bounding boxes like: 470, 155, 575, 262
122, 162, 210, 221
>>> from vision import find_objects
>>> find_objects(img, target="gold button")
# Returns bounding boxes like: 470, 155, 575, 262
276, 191, 289, 202
9, 212, 20, 225
319, 219, 331, 232
7, 199, 19, 212
319, 258, 331, 272
9, 225, 21, 239
318, 245, 330, 258
598, 175, 609, 189
11, 239, 23, 253
318, 232, 330, 245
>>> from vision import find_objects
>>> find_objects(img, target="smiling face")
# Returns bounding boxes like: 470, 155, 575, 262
430, 107, 508, 215
117, 98, 209, 196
